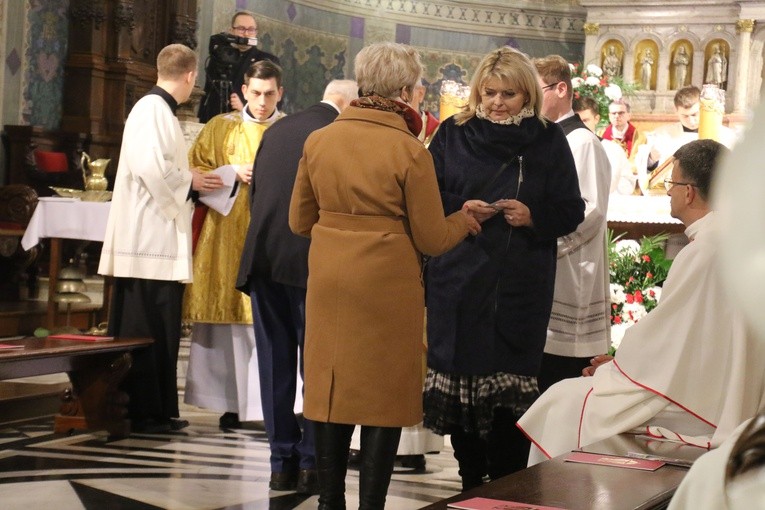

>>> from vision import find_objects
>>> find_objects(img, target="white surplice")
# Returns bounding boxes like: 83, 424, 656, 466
519, 212, 765, 464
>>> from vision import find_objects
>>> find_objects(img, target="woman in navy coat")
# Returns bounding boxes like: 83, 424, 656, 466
423, 46, 585, 490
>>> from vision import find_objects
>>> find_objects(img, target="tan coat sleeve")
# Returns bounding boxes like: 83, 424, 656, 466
404, 147, 470, 256
288, 152, 319, 238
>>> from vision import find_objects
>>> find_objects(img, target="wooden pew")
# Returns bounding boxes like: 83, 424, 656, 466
0, 336, 152, 437
422, 433, 709, 510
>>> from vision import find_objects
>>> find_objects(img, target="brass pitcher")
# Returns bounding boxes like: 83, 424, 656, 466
80, 152, 110, 191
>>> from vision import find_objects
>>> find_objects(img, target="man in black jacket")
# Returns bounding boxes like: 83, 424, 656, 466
198, 11, 280, 122
236, 79, 357, 493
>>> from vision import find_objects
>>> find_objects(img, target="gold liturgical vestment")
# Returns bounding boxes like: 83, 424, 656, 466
183, 111, 284, 324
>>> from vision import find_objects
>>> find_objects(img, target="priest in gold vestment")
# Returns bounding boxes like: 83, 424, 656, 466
183, 60, 285, 428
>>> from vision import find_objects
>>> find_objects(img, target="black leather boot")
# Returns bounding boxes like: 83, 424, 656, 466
450, 428, 488, 492
358, 425, 402, 510
314, 421, 354, 510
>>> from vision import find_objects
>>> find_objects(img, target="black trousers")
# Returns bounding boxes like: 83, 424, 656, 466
537, 352, 592, 394
108, 277, 184, 421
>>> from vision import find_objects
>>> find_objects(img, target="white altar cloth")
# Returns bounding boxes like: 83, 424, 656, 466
607, 194, 682, 225
22, 198, 110, 250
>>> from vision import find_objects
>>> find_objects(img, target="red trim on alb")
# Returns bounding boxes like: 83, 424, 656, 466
613, 359, 717, 429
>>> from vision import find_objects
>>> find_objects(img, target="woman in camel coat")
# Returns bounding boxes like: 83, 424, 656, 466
289, 41, 479, 508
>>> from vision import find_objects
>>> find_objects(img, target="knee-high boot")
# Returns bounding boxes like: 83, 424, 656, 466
314, 421, 354, 510
450, 428, 488, 492
358, 425, 401, 510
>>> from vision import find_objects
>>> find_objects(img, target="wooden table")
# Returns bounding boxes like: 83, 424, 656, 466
0, 336, 152, 437
20, 198, 111, 328
422, 433, 709, 510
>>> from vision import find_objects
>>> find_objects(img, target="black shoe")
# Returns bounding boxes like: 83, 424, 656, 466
296, 468, 319, 494
269, 470, 297, 491
170, 418, 189, 431
132, 418, 171, 434
219, 412, 242, 429
399, 454, 426, 472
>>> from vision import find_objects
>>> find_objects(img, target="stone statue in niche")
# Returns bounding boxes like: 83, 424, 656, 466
706, 44, 728, 89
640, 48, 655, 90
672, 46, 690, 89
603, 45, 622, 77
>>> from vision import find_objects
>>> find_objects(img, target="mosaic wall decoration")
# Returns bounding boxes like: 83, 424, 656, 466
22, 0, 69, 129
258, 16, 350, 113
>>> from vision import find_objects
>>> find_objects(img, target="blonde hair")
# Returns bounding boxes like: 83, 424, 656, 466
455, 46, 544, 126
156, 44, 197, 80
354, 42, 422, 99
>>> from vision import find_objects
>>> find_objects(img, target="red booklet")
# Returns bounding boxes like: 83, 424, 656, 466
0, 343, 24, 350
448, 498, 567, 510
563, 451, 665, 471
48, 333, 114, 342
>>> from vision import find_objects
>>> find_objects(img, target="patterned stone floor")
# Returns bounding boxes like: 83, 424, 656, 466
0, 406, 463, 509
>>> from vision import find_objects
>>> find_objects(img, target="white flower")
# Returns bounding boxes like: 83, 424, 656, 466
571, 77, 584, 89
647, 285, 662, 303
586, 64, 603, 77
569, 63, 577, 74
610, 283, 626, 304
615, 239, 640, 256
604, 83, 623, 100
585, 75, 601, 87
623, 302, 648, 323
610, 323, 630, 351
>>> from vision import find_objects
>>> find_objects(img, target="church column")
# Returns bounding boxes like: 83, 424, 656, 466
583, 22, 600, 65
734, 19, 755, 113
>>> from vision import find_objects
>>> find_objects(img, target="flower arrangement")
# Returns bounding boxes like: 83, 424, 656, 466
608, 231, 673, 354
569, 63, 636, 128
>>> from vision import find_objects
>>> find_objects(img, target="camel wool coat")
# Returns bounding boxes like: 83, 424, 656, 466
289, 105, 470, 427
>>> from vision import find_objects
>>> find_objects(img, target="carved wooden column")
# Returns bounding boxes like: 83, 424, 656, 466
734, 19, 755, 113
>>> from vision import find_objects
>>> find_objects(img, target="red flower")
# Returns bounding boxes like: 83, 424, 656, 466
649, 289, 656, 298
646, 272, 653, 279
629, 276, 635, 282
613, 315, 622, 324
612, 304, 618, 310
625, 293, 634, 304
634, 290, 644, 303
642, 255, 651, 262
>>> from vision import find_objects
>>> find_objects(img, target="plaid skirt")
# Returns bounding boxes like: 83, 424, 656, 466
423, 368, 539, 437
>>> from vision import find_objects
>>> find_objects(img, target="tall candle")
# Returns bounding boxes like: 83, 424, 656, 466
439, 80, 469, 121
698, 84, 725, 141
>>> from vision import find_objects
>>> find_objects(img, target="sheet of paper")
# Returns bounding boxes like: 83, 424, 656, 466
448, 497, 567, 510
563, 451, 664, 471
198, 164, 239, 216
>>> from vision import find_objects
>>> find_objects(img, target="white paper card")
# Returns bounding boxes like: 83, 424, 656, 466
199, 164, 239, 216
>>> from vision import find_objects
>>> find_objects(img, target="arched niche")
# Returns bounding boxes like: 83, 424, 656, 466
634, 39, 659, 91
669, 39, 693, 90
704, 39, 730, 89
600, 40, 624, 78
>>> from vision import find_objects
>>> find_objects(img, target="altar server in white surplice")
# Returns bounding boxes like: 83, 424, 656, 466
518, 139, 765, 465
533, 56, 612, 393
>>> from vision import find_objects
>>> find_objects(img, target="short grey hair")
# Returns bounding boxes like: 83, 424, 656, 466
323, 79, 359, 103
354, 42, 422, 99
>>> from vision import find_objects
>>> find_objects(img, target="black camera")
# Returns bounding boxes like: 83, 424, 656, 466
205, 32, 257, 82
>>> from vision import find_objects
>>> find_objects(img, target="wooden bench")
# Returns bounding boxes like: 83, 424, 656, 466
422, 433, 709, 510
0, 336, 152, 437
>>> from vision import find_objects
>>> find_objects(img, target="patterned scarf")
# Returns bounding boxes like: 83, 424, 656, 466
351, 94, 423, 137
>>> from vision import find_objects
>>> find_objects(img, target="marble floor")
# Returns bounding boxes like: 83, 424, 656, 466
0, 405, 463, 509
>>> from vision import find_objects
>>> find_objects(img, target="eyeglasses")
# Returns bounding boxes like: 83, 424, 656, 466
232, 26, 257, 35
663, 178, 697, 191
541, 82, 561, 92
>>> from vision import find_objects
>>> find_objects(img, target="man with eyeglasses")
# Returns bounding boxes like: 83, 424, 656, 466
198, 10, 280, 123
601, 98, 647, 160
520, 139, 765, 468
533, 55, 612, 394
